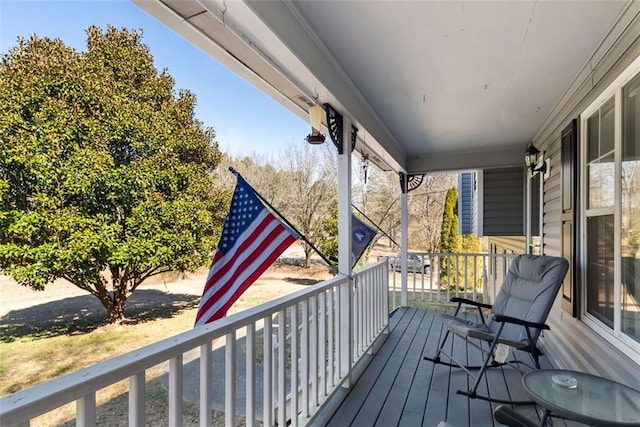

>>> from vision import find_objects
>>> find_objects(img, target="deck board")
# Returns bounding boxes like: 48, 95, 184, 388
398, 309, 441, 426
422, 311, 451, 426
354, 311, 424, 426
322, 307, 582, 427
325, 307, 418, 425
447, 317, 473, 427
374, 309, 433, 427
352, 308, 425, 426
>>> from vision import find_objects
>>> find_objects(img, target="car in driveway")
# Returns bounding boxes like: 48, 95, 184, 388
384, 253, 431, 273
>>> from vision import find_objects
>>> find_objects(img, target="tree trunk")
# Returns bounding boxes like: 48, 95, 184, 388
106, 292, 127, 323
304, 247, 312, 268
94, 276, 128, 324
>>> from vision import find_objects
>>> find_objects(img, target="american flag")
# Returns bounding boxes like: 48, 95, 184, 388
195, 174, 298, 326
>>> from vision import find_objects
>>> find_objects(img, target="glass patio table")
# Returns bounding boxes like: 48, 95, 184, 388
522, 369, 640, 426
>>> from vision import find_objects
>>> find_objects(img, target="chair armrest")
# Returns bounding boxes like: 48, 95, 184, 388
452, 297, 492, 309
492, 314, 550, 330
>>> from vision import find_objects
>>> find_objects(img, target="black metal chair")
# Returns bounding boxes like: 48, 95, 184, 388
424, 254, 569, 404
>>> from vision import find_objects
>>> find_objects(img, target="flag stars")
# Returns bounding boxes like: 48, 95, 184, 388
215, 179, 274, 253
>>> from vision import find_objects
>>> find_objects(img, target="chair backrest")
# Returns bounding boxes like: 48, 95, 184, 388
490, 254, 569, 343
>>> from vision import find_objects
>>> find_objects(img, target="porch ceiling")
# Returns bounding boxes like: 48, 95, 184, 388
134, 0, 628, 173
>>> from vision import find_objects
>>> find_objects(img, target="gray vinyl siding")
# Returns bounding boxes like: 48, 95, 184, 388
487, 236, 525, 255
533, 2, 640, 387
541, 310, 640, 388
481, 167, 524, 236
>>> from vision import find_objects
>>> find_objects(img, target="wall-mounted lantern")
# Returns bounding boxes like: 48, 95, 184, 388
524, 142, 549, 176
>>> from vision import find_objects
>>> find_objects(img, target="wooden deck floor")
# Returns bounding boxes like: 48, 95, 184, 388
320, 306, 581, 427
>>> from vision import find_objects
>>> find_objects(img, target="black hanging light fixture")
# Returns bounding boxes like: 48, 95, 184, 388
361, 154, 369, 184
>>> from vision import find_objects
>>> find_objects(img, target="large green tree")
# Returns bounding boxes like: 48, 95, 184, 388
0, 26, 228, 323
439, 187, 461, 282
440, 187, 461, 254
317, 202, 338, 263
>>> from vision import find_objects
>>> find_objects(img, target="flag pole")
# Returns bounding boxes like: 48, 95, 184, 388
228, 167, 336, 267
351, 204, 399, 247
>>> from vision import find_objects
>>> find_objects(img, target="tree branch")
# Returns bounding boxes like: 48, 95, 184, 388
62, 274, 96, 295
140, 267, 171, 282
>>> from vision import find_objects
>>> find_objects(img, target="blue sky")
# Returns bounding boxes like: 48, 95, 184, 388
0, 0, 309, 158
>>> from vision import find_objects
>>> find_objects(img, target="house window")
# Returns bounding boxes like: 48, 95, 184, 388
621, 72, 640, 342
580, 56, 640, 352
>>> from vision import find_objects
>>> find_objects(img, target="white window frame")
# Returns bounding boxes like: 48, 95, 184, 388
579, 54, 640, 356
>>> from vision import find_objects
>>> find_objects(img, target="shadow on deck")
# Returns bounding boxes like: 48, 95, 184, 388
316, 306, 581, 427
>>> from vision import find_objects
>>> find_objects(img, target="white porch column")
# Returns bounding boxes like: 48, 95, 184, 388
400, 174, 408, 306
337, 115, 353, 387
525, 170, 532, 254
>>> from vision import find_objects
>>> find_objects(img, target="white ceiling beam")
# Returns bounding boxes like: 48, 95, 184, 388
407, 145, 524, 173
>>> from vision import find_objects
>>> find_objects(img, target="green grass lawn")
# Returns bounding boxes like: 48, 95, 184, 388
0, 271, 315, 425
0, 308, 196, 396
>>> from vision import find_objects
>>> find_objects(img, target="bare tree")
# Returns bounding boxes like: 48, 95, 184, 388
216, 153, 283, 201
223, 146, 457, 260
355, 166, 455, 253
407, 174, 456, 252
277, 144, 337, 267
355, 167, 402, 250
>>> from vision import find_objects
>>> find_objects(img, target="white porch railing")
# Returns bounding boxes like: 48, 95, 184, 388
0, 261, 389, 427
387, 252, 518, 309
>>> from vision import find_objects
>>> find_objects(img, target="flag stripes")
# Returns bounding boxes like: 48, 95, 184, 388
195, 214, 295, 325
195, 175, 298, 327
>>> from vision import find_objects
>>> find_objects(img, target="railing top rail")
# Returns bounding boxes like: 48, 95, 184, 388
414, 252, 520, 258
0, 260, 387, 423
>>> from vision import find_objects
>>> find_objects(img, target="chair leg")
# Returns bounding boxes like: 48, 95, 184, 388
524, 327, 542, 370
465, 326, 503, 398
424, 328, 452, 363
456, 324, 533, 405
424, 302, 464, 364
532, 352, 541, 370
